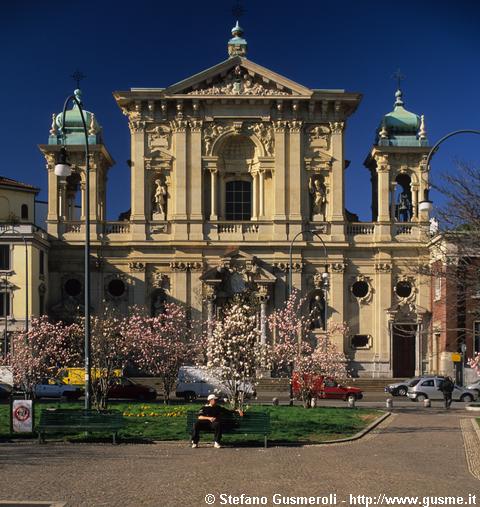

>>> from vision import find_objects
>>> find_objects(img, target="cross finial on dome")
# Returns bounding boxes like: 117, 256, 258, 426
392, 69, 406, 107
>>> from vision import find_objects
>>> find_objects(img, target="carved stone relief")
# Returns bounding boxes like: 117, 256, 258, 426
187, 65, 292, 96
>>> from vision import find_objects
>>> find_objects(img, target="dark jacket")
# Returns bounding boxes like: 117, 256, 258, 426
439, 379, 455, 394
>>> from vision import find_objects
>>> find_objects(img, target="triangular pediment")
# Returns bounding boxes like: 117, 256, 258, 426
164, 56, 313, 98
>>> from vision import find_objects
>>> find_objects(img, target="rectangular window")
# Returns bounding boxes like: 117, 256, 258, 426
434, 276, 442, 301
0, 292, 10, 317
474, 321, 480, 354
39, 250, 45, 275
0, 245, 10, 271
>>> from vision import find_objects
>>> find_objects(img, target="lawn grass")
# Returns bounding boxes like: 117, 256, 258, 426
0, 401, 382, 444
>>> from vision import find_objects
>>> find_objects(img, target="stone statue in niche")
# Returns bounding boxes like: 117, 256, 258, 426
396, 191, 412, 222
309, 175, 326, 221
310, 294, 325, 330
152, 178, 168, 220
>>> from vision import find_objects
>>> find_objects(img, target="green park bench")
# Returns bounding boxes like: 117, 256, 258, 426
37, 408, 125, 444
186, 410, 271, 448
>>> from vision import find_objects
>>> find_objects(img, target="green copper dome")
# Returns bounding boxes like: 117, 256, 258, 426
48, 89, 103, 145
376, 88, 428, 147
383, 90, 420, 132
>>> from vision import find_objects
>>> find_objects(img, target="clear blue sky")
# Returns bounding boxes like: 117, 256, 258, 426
1, 0, 479, 221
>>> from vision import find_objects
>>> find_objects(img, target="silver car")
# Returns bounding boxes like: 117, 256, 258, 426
407, 377, 477, 403
466, 379, 480, 396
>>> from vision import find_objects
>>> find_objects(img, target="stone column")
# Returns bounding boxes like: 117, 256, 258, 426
189, 120, 203, 239
58, 181, 67, 221
46, 165, 60, 236
415, 321, 423, 376
80, 182, 86, 221
259, 170, 265, 218
329, 122, 345, 223
257, 287, 270, 346
210, 168, 218, 220
375, 155, 392, 241
288, 121, 302, 236
390, 182, 397, 221
172, 120, 188, 238
252, 171, 258, 220
130, 122, 146, 240
411, 184, 418, 221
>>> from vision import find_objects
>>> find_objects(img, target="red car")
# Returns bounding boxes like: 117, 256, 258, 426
292, 374, 363, 402
108, 378, 157, 401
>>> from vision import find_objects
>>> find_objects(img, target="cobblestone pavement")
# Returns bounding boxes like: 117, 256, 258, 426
0, 406, 478, 507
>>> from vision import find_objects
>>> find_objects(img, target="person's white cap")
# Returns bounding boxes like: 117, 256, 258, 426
207, 394, 218, 401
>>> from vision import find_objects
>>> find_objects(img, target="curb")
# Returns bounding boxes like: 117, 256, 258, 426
305, 411, 391, 445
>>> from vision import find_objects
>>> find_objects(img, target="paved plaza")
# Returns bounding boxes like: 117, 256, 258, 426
0, 404, 478, 507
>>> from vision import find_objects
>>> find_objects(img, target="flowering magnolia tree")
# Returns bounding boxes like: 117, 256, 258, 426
468, 353, 480, 376
0, 316, 82, 399
269, 291, 349, 407
206, 295, 269, 410
268, 290, 310, 379
88, 307, 136, 410
292, 324, 350, 407
129, 303, 193, 404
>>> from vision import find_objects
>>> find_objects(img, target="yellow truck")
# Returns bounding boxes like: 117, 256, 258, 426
59, 368, 122, 385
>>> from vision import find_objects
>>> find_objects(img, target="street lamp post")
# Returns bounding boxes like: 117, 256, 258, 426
422, 129, 480, 383
54, 91, 91, 411
419, 129, 480, 212
288, 229, 329, 332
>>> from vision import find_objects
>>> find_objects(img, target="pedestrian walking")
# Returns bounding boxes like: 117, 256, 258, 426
438, 376, 455, 409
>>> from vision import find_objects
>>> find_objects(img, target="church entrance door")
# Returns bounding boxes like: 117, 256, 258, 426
392, 324, 416, 378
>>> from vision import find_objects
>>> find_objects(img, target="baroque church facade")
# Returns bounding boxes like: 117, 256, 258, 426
39, 23, 433, 378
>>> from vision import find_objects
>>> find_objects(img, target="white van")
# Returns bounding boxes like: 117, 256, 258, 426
175, 366, 256, 402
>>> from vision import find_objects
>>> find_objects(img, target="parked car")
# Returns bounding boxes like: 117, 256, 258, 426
108, 377, 157, 401
466, 379, 480, 396
292, 374, 363, 403
407, 377, 478, 403
0, 383, 12, 400
385, 376, 442, 396
35, 378, 83, 400
175, 366, 256, 402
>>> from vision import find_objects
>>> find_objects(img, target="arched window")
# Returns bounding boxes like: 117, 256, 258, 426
21, 204, 28, 220
225, 180, 251, 221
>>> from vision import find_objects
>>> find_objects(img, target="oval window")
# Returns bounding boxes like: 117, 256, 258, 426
64, 278, 82, 297
352, 281, 369, 298
396, 281, 412, 298
108, 279, 126, 297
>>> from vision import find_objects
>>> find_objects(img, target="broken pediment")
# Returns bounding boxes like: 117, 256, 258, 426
164, 57, 313, 98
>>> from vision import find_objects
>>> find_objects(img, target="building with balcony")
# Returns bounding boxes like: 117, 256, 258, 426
38, 22, 433, 378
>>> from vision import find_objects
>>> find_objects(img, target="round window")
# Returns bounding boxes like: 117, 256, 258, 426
396, 281, 412, 298
64, 278, 82, 297
352, 281, 369, 298
108, 279, 126, 298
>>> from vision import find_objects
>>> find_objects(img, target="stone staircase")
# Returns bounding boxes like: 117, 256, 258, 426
255, 377, 291, 402
254, 377, 401, 401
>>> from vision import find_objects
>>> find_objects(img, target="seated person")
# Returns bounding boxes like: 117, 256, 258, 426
191, 394, 243, 449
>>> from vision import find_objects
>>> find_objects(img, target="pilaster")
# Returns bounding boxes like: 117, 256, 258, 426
329, 121, 345, 240
273, 121, 288, 237
288, 120, 303, 237
130, 124, 147, 240
172, 120, 188, 239
189, 120, 203, 239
